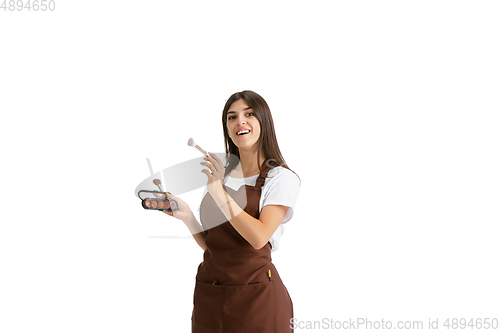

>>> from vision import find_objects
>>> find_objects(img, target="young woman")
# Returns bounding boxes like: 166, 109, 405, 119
163, 90, 300, 333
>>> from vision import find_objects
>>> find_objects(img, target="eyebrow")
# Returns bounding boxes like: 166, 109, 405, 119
227, 107, 252, 114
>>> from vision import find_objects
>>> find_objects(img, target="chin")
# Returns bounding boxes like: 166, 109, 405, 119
237, 142, 259, 151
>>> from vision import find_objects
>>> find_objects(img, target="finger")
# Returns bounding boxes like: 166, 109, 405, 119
207, 158, 223, 180
200, 161, 214, 173
164, 192, 178, 201
201, 169, 214, 183
201, 169, 212, 177
208, 153, 224, 170
153, 192, 165, 199
206, 156, 223, 180
209, 152, 223, 167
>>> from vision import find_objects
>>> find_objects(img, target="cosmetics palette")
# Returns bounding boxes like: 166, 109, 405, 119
138, 190, 179, 212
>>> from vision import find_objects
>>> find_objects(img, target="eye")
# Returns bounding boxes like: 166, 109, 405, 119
247, 112, 254, 117
228, 115, 235, 120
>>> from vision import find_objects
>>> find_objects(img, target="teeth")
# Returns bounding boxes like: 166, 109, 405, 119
237, 130, 250, 135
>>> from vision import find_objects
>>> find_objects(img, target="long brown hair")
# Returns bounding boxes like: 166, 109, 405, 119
221, 90, 298, 180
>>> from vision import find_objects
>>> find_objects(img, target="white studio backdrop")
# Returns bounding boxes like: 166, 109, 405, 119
1, 1, 499, 332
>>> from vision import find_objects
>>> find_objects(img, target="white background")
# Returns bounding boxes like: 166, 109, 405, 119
1, 1, 499, 332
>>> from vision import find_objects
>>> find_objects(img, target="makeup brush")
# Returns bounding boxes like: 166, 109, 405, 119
152, 179, 164, 192
188, 138, 209, 157
147, 158, 164, 192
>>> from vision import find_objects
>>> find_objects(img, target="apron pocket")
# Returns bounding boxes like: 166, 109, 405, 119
223, 281, 276, 333
192, 281, 224, 333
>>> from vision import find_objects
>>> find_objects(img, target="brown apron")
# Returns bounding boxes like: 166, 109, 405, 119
192, 165, 294, 333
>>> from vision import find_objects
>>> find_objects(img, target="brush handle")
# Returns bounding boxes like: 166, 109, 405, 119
195, 145, 209, 157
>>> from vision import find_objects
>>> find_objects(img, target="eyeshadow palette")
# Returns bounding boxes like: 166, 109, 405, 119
138, 190, 179, 212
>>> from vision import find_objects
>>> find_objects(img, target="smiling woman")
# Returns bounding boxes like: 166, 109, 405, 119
221, 91, 295, 179
162, 90, 301, 333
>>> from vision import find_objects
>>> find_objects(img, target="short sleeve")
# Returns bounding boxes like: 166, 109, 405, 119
260, 167, 301, 224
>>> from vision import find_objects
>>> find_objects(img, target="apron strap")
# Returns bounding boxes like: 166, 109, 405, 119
255, 164, 273, 188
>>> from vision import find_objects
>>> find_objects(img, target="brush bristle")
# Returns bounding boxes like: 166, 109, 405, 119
187, 138, 195, 147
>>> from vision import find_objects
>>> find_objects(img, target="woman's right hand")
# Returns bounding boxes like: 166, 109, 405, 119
153, 192, 193, 222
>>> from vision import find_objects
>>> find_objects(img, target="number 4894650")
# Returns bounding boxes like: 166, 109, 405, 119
1, 0, 56, 11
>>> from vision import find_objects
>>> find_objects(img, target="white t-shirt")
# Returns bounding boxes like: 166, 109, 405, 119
198, 166, 300, 252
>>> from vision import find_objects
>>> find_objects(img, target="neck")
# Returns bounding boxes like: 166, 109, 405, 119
237, 147, 266, 177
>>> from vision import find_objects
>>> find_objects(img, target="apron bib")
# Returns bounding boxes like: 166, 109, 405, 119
192, 165, 293, 333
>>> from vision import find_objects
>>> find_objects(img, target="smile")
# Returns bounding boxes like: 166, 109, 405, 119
237, 130, 251, 136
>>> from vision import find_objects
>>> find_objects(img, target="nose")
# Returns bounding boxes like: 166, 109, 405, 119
236, 113, 247, 125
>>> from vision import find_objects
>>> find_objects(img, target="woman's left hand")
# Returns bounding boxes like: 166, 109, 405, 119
200, 152, 225, 197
